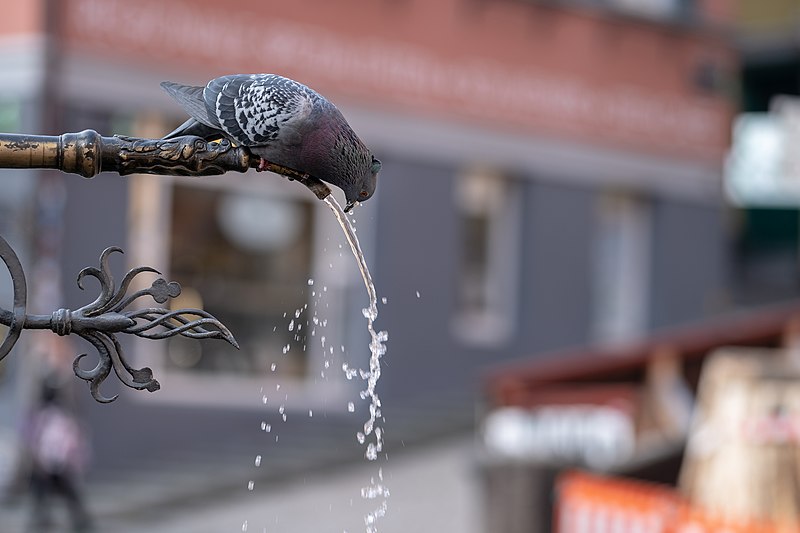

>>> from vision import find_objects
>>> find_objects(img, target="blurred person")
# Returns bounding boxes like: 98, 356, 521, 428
24, 383, 92, 532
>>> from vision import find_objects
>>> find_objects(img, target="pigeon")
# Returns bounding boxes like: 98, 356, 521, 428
160, 74, 380, 212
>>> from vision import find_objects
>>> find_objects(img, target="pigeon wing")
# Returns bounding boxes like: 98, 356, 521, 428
160, 82, 218, 129
203, 74, 317, 147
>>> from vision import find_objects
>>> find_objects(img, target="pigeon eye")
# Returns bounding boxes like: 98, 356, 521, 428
359, 190, 369, 198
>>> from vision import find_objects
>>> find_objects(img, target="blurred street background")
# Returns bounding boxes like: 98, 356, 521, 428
0, 0, 798, 531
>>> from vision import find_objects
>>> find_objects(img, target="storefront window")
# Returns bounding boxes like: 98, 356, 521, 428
453, 167, 520, 345
167, 184, 314, 377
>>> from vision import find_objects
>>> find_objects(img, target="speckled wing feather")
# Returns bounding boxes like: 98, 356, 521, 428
202, 74, 318, 147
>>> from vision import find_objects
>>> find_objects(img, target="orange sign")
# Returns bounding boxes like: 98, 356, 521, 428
556, 471, 792, 533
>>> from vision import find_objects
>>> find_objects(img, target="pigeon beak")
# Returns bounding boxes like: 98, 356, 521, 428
344, 200, 356, 213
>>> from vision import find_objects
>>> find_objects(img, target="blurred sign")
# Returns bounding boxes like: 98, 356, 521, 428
556, 471, 792, 533
556, 471, 680, 533
483, 405, 636, 469
726, 97, 800, 206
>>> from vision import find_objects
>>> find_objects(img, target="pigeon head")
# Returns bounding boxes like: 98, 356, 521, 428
344, 155, 381, 213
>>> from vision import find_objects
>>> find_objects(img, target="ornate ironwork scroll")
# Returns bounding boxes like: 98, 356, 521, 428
0, 241, 238, 402
0, 129, 335, 402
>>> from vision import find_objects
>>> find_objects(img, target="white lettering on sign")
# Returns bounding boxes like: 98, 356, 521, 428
483, 405, 635, 469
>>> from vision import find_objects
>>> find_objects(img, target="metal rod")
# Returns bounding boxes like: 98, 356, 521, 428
0, 130, 332, 199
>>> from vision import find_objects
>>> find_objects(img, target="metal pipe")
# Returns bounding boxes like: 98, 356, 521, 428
0, 130, 332, 199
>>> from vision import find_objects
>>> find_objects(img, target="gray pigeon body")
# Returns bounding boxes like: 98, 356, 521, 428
161, 74, 380, 211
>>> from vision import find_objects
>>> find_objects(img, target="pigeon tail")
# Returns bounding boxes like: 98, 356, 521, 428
162, 117, 229, 141
160, 81, 216, 129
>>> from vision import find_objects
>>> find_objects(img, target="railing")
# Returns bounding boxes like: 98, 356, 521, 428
0, 130, 331, 402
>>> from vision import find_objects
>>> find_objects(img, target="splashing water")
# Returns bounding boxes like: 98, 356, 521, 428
323, 196, 387, 459
323, 196, 389, 532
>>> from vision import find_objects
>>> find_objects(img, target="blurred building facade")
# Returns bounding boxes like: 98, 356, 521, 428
727, 0, 800, 304
0, 0, 737, 474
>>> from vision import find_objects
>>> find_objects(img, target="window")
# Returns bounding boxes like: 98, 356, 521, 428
128, 169, 356, 408
591, 192, 651, 345
452, 167, 521, 346
167, 184, 314, 377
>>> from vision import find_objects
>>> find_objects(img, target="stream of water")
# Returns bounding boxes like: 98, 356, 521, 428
323, 196, 389, 532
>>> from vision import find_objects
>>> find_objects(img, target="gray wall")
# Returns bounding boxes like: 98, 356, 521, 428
517, 180, 595, 354
649, 198, 729, 329
372, 161, 596, 410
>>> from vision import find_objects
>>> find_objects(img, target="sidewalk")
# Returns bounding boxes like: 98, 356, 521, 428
3, 434, 480, 533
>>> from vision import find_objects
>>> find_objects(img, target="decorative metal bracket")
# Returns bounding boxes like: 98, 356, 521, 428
0, 130, 331, 199
0, 129, 334, 402
0, 240, 238, 402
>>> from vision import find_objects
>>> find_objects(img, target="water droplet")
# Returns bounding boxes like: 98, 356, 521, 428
242, 520, 248, 531
270, 363, 277, 372
342, 363, 358, 380
308, 409, 313, 417
356, 432, 365, 444
276, 384, 281, 391
288, 319, 294, 331
308, 278, 314, 286
416, 291, 420, 298
321, 336, 326, 348
264, 424, 271, 432
324, 360, 330, 369
347, 402, 355, 412
278, 405, 285, 414
247, 480, 255, 491
255, 455, 262, 467
260, 421, 267, 430
381, 297, 388, 304
261, 395, 268, 404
